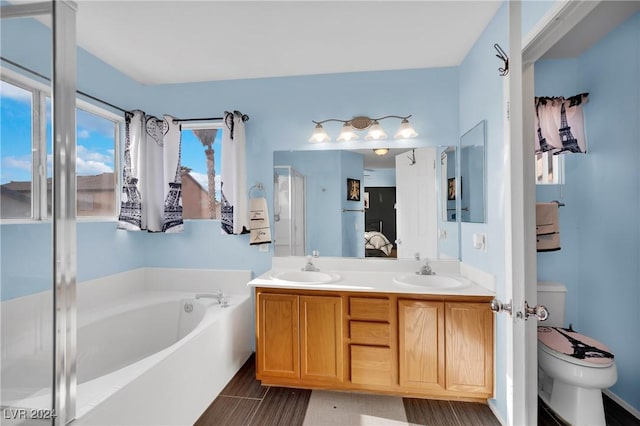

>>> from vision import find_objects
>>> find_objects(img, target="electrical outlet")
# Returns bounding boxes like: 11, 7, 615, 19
473, 233, 487, 251
258, 244, 269, 252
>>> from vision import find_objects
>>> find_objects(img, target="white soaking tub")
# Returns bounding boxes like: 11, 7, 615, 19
1, 268, 253, 426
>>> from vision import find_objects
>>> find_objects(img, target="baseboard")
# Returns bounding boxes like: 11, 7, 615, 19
603, 389, 640, 420
487, 399, 506, 426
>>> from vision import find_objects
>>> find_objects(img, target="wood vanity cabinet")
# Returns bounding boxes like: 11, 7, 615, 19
255, 287, 494, 401
256, 291, 343, 385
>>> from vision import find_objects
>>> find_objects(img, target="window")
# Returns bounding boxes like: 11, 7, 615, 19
535, 151, 564, 185
0, 74, 121, 220
180, 124, 223, 219
0, 80, 33, 219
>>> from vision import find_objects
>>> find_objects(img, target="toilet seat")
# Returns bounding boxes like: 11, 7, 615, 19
537, 326, 614, 368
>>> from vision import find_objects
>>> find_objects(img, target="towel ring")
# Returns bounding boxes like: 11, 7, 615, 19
249, 183, 265, 198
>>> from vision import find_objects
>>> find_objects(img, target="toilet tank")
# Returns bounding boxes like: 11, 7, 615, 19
537, 281, 567, 327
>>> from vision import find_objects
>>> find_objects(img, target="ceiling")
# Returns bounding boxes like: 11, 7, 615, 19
66, 1, 503, 85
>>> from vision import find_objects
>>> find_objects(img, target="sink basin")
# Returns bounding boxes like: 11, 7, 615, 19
270, 270, 342, 285
393, 274, 470, 290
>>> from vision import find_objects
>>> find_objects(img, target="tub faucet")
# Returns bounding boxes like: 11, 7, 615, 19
195, 291, 228, 306
302, 251, 320, 272
416, 258, 435, 275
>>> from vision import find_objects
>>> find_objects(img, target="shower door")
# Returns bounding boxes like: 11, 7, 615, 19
273, 166, 306, 256
1, 2, 78, 425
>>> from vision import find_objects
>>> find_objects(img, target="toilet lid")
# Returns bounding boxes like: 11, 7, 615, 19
537, 326, 614, 366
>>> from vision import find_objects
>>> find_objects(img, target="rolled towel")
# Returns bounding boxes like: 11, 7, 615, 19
249, 197, 271, 245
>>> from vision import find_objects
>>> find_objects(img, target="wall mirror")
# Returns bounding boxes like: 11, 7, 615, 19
273, 147, 460, 260
460, 120, 486, 223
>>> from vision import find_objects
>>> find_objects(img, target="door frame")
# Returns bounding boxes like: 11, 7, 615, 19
508, 1, 602, 424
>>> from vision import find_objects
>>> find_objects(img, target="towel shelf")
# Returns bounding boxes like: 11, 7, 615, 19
342, 208, 364, 213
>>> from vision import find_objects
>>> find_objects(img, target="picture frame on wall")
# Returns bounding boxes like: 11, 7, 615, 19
448, 177, 456, 200
364, 191, 370, 209
347, 178, 361, 201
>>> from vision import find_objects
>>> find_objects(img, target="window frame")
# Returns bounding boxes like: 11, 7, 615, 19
1, 67, 123, 223
535, 150, 565, 185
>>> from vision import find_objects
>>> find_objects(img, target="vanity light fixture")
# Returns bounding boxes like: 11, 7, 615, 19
373, 148, 389, 156
309, 115, 417, 143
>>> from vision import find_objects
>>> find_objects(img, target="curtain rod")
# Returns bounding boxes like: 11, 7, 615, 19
1, 56, 250, 123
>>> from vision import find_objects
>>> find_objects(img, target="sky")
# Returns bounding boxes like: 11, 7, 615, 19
0, 79, 222, 200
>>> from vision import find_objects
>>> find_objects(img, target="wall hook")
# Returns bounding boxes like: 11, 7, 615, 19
494, 43, 509, 76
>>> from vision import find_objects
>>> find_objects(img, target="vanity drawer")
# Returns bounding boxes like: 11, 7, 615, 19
349, 297, 390, 321
351, 345, 392, 386
350, 321, 390, 346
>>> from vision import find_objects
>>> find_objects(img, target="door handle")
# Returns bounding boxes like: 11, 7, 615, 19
525, 302, 549, 321
490, 298, 512, 316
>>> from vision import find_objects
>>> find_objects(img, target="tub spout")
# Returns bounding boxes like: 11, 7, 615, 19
195, 292, 228, 306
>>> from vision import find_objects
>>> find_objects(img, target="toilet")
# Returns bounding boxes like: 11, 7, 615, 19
537, 281, 617, 426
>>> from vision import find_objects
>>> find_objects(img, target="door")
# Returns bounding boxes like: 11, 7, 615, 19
395, 147, 437, 259
513, 2, 600, 423
299, 295, 343, 383
398, 300, 444, 391
445, 302, 493, 394
257, 293, 299, 379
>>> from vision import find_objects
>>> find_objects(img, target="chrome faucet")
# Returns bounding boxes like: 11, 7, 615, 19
195, 291, 229, 306
302, 251, 320, 272
416, 258, 435, 275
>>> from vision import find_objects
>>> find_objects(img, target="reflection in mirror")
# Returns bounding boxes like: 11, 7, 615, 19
273, 166, 305, 256
273, 149, 460, 260
460, 120, 486, 223
440, 147, 457, 222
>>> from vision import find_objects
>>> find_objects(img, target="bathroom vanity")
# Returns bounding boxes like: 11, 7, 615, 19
248, 260, 495, 402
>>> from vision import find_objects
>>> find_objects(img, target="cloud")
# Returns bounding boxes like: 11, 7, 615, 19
188, 172, 221, 195
0, 81, 31, 103
76, 158, 113, 175
77, 109, 117, 138
78, 129, 91, 139
77, 145, 112, 163
2, 156, 31, 171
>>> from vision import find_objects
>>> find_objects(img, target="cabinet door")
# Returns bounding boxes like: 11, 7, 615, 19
257, 293, 299, 379
445, 302, 493, 394
398, 300, 445, 390
300, 295, 344, 383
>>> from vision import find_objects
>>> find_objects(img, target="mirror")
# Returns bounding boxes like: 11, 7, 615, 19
460, 120, 486, 223
273, 148, 460, 260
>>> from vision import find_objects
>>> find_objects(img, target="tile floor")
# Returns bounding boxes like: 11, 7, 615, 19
195, 355, 500, 426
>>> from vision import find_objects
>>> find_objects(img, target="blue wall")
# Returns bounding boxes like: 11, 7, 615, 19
457, 2, 508, 418
340, 151, 365, 258
535, 11, 640, 411
364, 168, 395, 187
1, 16, 459, 301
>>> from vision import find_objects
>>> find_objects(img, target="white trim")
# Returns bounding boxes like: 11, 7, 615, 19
602, 389, 640, 420
523, 1, 601, 64
488, 399, 507, 426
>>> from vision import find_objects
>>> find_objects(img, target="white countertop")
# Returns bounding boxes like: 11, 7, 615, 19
248, 258, 495, 297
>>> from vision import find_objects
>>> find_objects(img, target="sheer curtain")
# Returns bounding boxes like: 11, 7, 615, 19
118, 110, 183, 233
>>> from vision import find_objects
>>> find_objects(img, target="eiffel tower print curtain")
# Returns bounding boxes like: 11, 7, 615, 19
535, 93, 589, 154
221, 111, 250, 235
118, 110, 184, 233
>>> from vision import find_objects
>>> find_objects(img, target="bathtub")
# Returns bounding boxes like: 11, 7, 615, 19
1, 268, 253, 425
